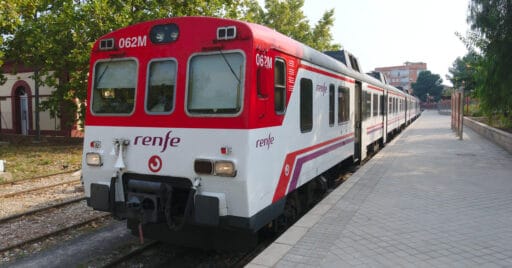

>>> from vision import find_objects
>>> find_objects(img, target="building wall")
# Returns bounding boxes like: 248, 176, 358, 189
375, 62, 427, 93
0, 70, 71, 136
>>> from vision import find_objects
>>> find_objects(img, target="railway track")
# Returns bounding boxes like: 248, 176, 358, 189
99, 240, 269, 268
0, 169, 81, 186
0, 170, 83, 219
0, 169, 82, 200
0, 198, 109, 254
0, 196, 86, 224
0, 179, 81, 199
0, 169, 111, 256
101, 241, 161, 268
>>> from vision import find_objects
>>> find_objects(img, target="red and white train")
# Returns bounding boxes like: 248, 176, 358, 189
82, 16, 420, 249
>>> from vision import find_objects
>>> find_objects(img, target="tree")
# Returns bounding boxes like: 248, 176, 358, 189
411, 71, 444, 102
466, 0, 512, 115
0, 0, 255, 127
0, 0, 340, 129
448, 51, 481, 95
255, 0, 341, 51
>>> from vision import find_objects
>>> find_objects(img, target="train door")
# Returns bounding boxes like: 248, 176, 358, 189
405, 97, 409, 125
381, 93, 387, 144
354, 81, 362, 163
383, 90, 391, 144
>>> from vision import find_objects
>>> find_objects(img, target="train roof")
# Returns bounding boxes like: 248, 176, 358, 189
241, 18, 412, 96
94, 16, 417, 99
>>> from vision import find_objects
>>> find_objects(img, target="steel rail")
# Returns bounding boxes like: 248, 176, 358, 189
0, 214, 110, 253
0, 179, 81, 199
0, 196, 86, 224
0, 169, 81, 186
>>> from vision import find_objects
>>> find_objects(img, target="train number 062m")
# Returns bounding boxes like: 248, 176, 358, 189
118, 36, 147, 49
256, 54, 272, 69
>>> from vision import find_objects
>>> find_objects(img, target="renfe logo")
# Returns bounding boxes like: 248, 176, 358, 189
256, 133, 275, 150
134, 130, 181, 153
148, 155, 162, 173
316, 83, 327, 96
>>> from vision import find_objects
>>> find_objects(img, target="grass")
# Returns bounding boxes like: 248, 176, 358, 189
484, 115, 512, 133
462, 101, 512, 133
0, 143, 82, 183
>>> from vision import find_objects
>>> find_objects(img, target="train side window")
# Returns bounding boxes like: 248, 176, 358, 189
388, 97, 393, 114
362, 91, 371, 120
146, 59, 176, 114
300, 78, 313, 133
329, 84, 335, 126
274, 58, 286, 114
373, 93, 378, 117
338, 86, 350, 123
380, 95, 385, 115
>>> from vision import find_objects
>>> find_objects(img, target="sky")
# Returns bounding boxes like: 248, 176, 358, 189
258, 0, 470, 86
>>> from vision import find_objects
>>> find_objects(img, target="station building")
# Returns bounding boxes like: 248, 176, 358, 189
0, 62, 81, 137
375, 62, 427, 94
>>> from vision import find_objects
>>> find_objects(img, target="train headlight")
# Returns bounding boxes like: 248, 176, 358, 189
86, 152, 102, 166
194, 159, 236, 177
150, 23, 179, 44
194, 159, 214, 175
214, 161, 237, 177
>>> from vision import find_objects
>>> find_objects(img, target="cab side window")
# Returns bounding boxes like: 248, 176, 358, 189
275, 58, 286, 114
338, 86, 350, 123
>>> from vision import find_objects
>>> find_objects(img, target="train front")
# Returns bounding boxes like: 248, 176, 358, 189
81, 17, 258, 249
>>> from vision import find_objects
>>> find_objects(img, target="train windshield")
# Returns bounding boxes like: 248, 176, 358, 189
92, 59, 137, 114
146, 60, 176, 113
187, 52, 244, 115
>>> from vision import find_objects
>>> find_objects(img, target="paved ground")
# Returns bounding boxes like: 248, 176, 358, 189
249, 110, 512, 267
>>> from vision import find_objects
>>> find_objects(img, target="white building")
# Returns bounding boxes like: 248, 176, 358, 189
375, 62, 427, 94
0, 63, 80, 137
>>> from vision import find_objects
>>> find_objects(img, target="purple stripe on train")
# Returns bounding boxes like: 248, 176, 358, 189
288, 137, 354, 192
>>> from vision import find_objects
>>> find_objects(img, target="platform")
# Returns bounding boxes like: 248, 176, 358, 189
248, 110, 512, 267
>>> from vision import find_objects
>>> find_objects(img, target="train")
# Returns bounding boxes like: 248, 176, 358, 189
82, 16, 420, 250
